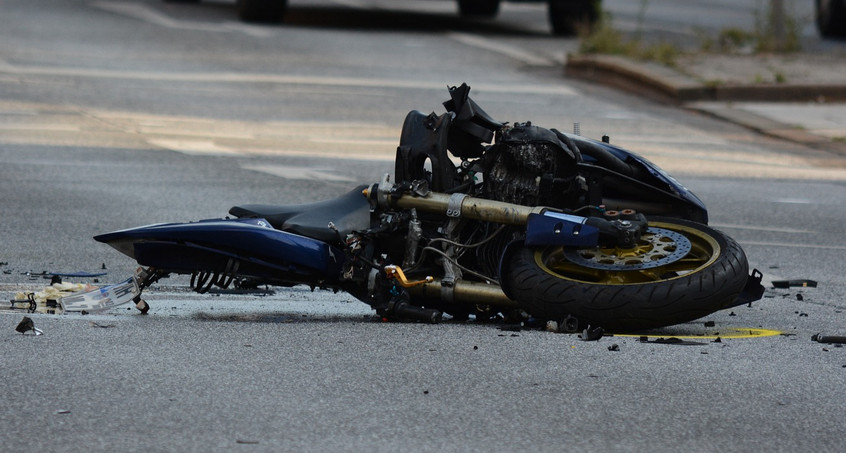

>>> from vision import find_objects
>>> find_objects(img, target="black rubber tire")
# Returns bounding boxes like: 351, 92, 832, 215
816, 0, 846, 38
238, 0, 287, 23
503, 218, 749, 331
548, 0, 599, 36
457, 0, 500, 18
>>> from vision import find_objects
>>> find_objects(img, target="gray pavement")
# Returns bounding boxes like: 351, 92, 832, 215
3, 2, 846, 451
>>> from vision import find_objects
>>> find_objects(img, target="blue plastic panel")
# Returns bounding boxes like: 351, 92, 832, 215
524, 212, 599, 247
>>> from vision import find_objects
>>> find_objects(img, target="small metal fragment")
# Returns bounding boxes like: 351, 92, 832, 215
811, 334, 846, 344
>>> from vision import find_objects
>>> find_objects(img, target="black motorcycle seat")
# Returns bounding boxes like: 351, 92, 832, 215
228, 185, 370, 243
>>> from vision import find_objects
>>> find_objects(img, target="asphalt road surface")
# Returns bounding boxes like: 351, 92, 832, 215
2, 1, 846, 452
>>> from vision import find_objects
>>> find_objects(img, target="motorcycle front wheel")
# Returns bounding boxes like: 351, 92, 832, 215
503, 218, 749, 331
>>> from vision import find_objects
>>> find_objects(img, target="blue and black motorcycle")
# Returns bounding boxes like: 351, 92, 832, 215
92, 84, 763, 331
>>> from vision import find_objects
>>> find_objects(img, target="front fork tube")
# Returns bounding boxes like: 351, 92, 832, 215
366, 182, 545, 226
365, 178, 601, 248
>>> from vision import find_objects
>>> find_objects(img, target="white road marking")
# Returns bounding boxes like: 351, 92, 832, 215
0, 57, 577, 95
446, 32, 557, 66
772, 198, 814, 204
308, 137, 398, 146
241, 164, 357, 182
0, 123, 80, 132
147, 138, 245, 156
709, 223, 814, 234
89, 1, 275, 38
740, 240, 846, 250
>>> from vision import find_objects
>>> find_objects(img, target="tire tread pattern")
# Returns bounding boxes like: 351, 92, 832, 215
504, 219, 749, 331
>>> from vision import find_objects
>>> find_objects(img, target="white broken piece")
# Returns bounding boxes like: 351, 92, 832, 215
12, 278, 141, 313
59, 277, 140, 312
14, 282, 92, 304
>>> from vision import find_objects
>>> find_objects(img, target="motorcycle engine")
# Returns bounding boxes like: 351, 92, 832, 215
483, 123, 580, 208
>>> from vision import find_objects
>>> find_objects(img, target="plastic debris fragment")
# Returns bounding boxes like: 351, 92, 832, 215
579, 325, 604, 341
15, 316, 43, 335
772, 279, 817, 288
639, 336, 705, 345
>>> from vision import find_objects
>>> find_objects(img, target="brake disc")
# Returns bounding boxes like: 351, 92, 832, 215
562, 227, 692, 271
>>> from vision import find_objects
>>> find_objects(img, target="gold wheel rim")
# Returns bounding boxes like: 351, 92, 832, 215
535, 221, 721, 285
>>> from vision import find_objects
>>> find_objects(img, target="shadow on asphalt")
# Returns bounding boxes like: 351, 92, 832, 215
184, 2, 547, 36
283, 6, 542, 36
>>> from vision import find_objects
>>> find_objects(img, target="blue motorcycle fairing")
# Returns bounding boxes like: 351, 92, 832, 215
567, 134, 708, 222
94, 218, 344, 278
524, 211, 599, 247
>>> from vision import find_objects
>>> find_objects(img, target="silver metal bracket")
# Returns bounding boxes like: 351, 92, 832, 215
446, 193, 466, 218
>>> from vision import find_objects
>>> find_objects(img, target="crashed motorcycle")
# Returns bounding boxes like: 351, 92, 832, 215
91, 84, 763, 331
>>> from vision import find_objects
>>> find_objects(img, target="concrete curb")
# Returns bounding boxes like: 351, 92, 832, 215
565, 54, 846, 103
565, 54, 707, 103
565, 54, 846, 155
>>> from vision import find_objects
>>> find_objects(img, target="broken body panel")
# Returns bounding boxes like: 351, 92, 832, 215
94, 218, 345, 285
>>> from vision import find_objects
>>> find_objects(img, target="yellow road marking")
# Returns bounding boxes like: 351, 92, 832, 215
616, 327, 782, 340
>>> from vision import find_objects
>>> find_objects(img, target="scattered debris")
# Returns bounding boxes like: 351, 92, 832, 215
9, 277, 142, 314
498, 325, 522, 332
24, 271, 107, 280
13, 281, 93, 305
15, 316, 43, 335
639, 336, 705, 345
9, 293, 38, 312
60, 277, 141, 312
579, 325, 604, 341
811, 333, 846, 344
543, 315, 583, 334
88, 321, 116, 328
235, 439, 259, 445
771, 279, 817, 288
608, 344, 620, 351
729, 268, 765, 308
55, 410, 71, 415
704, 321, 716, 327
